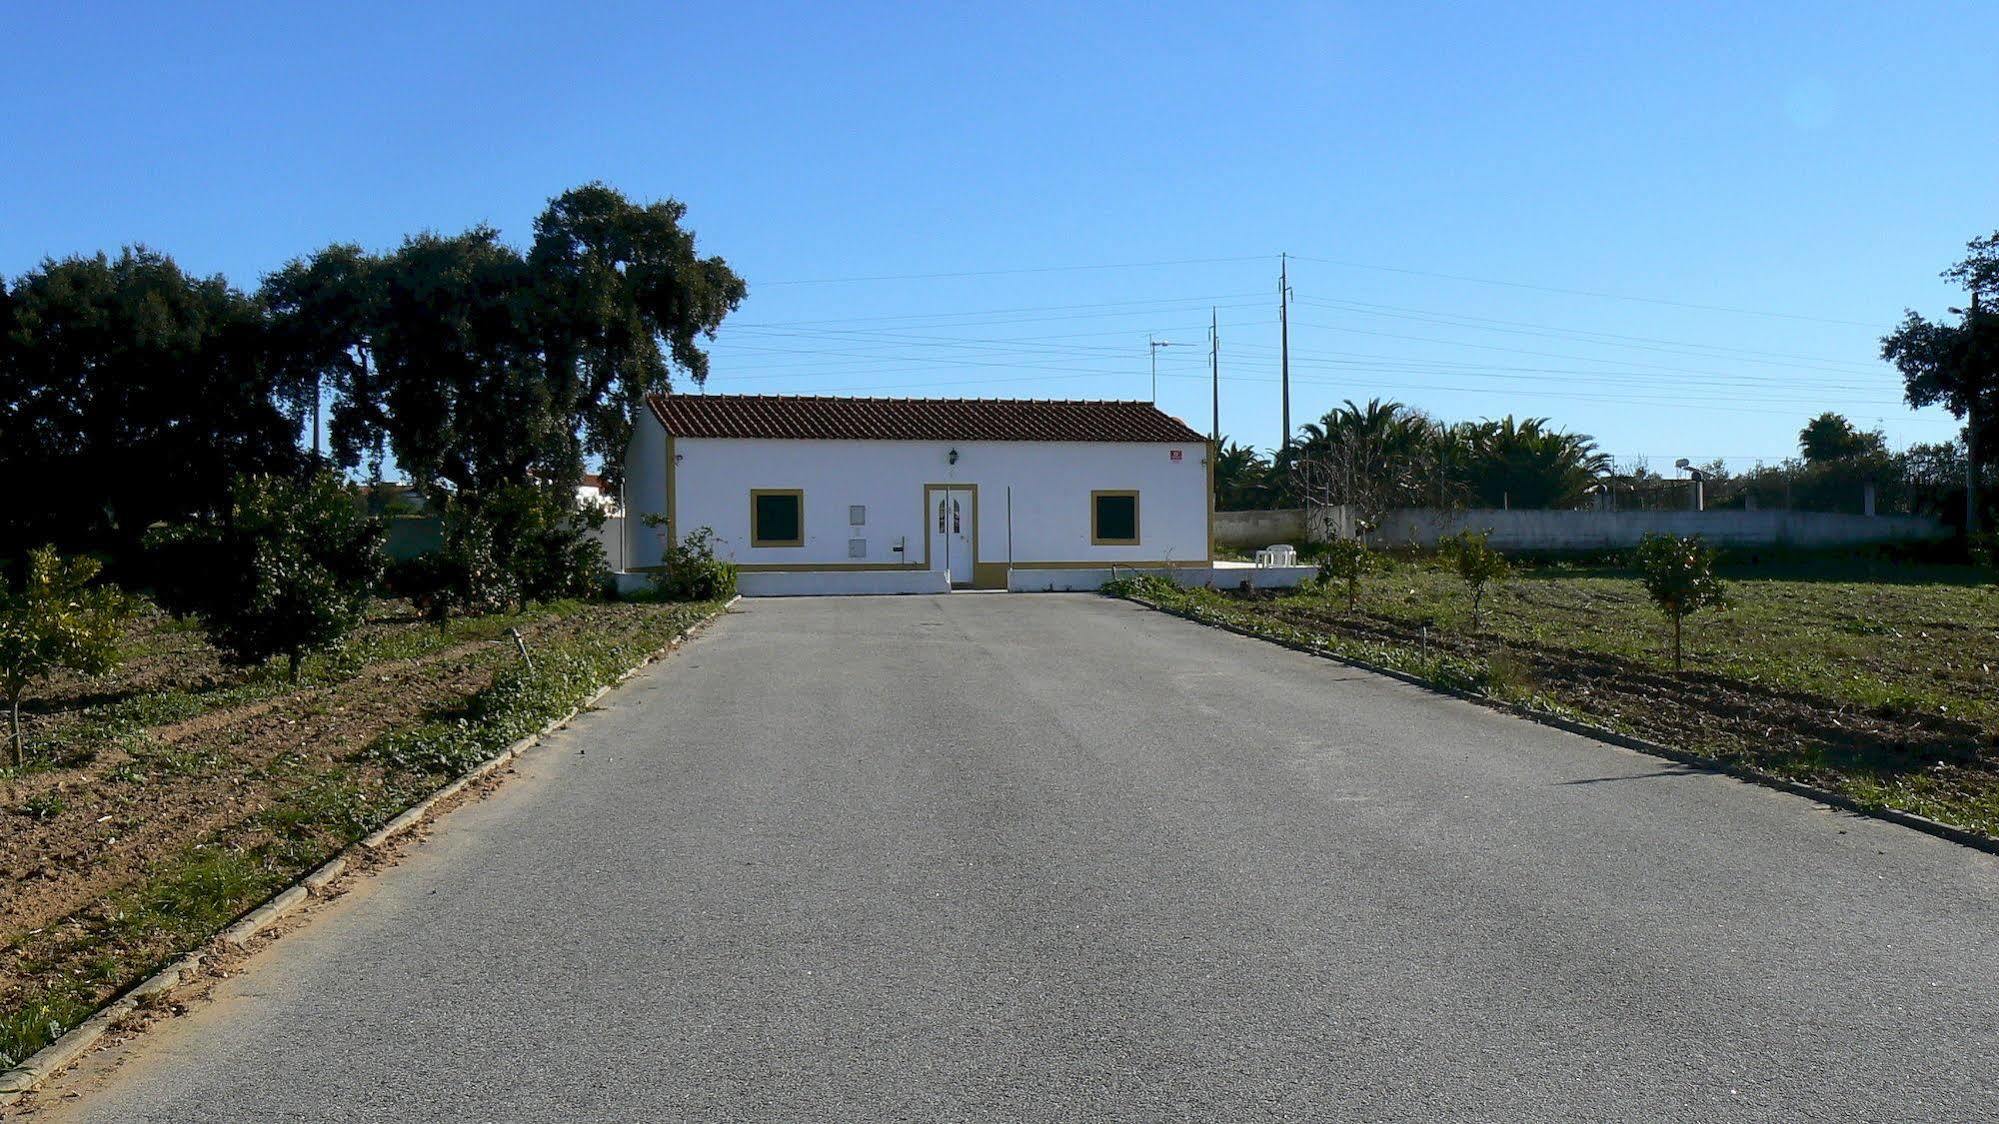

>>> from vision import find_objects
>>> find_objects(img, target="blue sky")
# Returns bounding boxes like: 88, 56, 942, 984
5, 1, 1996, 470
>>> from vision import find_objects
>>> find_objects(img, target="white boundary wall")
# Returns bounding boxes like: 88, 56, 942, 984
1007, 564, 1316, 593
1213, 508, 1306, 549
1370, 508, 1950, 550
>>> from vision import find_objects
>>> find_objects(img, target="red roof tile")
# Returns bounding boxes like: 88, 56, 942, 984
646, 393, 1207, 444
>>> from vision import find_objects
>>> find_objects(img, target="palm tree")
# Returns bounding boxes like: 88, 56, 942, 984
1448, 416, 1610, 508
1287, 399, 1439, 524
1213, 439, 1275, 510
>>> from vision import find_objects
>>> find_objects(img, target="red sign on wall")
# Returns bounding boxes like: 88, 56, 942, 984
1169, 449, 1183, 462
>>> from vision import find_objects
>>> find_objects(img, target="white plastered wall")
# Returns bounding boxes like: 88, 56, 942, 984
625, 432, 1210, 571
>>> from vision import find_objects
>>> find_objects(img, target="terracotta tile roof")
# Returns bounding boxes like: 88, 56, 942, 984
646, 393, 1207, 444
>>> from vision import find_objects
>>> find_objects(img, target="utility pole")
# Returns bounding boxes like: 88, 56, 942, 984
1209, 307, 1220, 443
1279, 253, 1292, 450
1148, 335, 1176, 402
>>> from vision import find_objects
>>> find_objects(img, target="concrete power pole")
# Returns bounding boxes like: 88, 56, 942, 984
1209, 307, 1220, 444
1279, 253, 1292, 450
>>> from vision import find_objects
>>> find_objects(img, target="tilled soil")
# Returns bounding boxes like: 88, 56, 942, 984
0, 641, 497, 948
0, 604, 676, 1025
1256, 598, 1996, 790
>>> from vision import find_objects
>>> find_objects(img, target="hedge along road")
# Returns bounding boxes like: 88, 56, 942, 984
29, 595, 1999, 1122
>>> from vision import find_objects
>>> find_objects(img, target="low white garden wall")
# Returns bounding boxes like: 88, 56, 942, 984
1369, 508, 1950, 551
1007, 564, 1316, 593
737, 570, 951, 598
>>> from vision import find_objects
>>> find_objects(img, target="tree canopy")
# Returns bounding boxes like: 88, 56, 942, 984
1798, 412, 1888, 464
1882, 233, 1999, 458
1881, 232, 1999, 528
304, 183, 748, 502
1261, 400, 1608, 516
0, 248, 302, 562
0, 184, 748, 567
1447, 415, 1610, 509
1213, 440, 1275, 511
530, 184, 749, 493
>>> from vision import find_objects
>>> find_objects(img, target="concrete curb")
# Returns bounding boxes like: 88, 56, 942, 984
0, 596, 738, 1107
1125, 594, 1999, 859
218, 885, 310, 948
0, 999, 139, 1097
0, 950, 203, 1095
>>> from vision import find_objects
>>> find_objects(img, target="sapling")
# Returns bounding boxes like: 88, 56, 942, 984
0, 547, 134, 766
1316, 537, 1376, 612
1634, 532, 1727, 672
1440, 529, 1510, 630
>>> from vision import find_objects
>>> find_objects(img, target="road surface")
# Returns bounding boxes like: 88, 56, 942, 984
32, 594, 1999, 1121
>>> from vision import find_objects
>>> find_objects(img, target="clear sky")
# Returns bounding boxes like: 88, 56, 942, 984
6, 1, 1996, 470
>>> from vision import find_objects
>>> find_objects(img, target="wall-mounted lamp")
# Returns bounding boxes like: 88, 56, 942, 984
947, 448, 959, 465
673, 453, 684, 463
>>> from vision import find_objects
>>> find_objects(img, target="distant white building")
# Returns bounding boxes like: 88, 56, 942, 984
620, 393, 1235, 595
576, 472, 620, 516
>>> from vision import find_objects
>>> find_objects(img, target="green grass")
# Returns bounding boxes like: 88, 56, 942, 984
1344, 558, 1999, 729
367, 599, 723, 776
0, 990, 97, 1072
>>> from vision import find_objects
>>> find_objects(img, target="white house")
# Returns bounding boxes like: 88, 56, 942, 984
620, 393, 1252, 595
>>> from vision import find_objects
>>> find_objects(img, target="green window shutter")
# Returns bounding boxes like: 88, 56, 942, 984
753, 492, 802, 545
1093, 492, 1138, 543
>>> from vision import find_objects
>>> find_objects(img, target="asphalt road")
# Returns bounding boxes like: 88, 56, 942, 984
34, 594, 1999, 1121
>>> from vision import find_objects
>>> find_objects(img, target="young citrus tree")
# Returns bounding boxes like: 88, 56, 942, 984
152, 472, 386, 680
1316, 537, 1375, 612
0, 547, 134, 766
1440, 529, 1510, 630
1634, 533, 1727, 672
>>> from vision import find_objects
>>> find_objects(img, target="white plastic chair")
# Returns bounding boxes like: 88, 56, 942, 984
1253, 545, 1298, 568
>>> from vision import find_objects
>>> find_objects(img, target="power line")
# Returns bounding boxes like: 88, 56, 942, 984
1265, 348, 1893, 393
1288, 254, 1881, 328
731, 291, 1265, 329
769, 365, 1896, 420
1284, 318, 1903, 389
759, 255, 1267, 286
1293, 296, 1886, 374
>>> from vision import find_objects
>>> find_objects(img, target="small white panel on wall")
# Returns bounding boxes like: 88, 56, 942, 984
848, 537, 868, 558
849, 504, 867, 526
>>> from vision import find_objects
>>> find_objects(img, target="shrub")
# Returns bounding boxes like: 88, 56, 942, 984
1439, 529, 1510, 630
149, 472, 385, 680
482, 484, 609, 604
0, 546, 135, 766
647, 525, 737, 602
401, 487, 607, 627
1316, 538, 1376, 612
402, 499, 521, 630
1099, 571, 1178, 600
1634, 533, 1727, 672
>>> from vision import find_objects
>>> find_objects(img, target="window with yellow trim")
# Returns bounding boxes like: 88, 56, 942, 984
751, 490, 804, 547
1091, 490, 1140, 545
